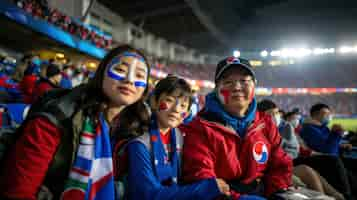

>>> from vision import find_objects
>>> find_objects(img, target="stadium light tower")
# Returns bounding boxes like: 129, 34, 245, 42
233, 50, 240, 57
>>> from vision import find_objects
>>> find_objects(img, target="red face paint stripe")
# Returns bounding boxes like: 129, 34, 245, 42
159, 102, 169, 111
249, 86, 255, 101
219, 88, 231, 104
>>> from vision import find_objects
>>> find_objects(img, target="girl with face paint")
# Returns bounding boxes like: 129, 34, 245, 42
0, 45, 151, 200
116, 76, 230, 200
102, 52, 148, 108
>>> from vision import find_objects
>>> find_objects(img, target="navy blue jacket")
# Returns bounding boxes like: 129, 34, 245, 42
127, 141, 221, 200
300, 120, 341, 156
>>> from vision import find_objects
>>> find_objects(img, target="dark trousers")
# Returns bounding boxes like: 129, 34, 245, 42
294, 155, 354, 200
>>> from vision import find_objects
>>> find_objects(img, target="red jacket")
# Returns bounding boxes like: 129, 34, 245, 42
181, 111, 292, 199
19, 74, 37, 104
0, 117, 62, 200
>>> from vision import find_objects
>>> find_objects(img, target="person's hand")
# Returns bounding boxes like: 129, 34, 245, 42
216, 178, 231, 196
331, 124, 344, 133
340, 143, 353, 151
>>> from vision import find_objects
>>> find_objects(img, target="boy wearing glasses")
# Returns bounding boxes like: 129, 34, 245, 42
182, 57, 293, 200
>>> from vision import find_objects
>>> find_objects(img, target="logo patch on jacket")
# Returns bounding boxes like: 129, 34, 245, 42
253, 141, 268, 164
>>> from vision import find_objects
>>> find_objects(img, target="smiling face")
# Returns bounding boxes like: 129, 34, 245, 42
154, 89, 191, 130
102, 52, 148, 107
216, 67, 255, 116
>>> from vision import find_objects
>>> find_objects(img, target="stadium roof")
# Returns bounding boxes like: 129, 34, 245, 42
98, 0, 357, 56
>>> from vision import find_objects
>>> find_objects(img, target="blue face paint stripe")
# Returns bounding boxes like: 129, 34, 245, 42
134, 81, 147, 87
106, 52, 148, 88
108, 67, 147, 88
107, 70, 125, 81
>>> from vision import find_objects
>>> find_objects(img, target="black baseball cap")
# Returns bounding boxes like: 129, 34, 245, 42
215, 56, 256, 83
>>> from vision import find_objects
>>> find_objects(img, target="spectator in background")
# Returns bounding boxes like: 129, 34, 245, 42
31, 63, 62, 103
23, 0, 34, 15
300, 103, 352, 155
182, 57, 292, 200
60, 65, 73, 89
257, 99, 300, 159
71, 69, 85, 87
19, 54, 41, 104
12, 54, 31, 82
38, 0, 50, 18
0, 60, 21, 102
282, 109, 302, 158
24, 54, 41, 76
296, 103, 355, 200
258, 99, 345, 200
48, 8, 61, 25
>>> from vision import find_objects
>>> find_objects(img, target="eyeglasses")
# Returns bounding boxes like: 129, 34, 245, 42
221, 79, 254, 88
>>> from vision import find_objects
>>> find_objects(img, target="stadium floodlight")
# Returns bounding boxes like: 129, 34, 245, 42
233, 50, 241, 57
280, 48, 308, 58
269, 47, 336, 57
328, 48, 335, 53
339, 46, 353, 54
281, 48, 292, 58
313, 48, 324, 55
270, 50, 281, 57
296, 48, 312, 57
260, 50, 268, 57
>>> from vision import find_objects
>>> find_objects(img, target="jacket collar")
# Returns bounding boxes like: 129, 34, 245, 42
203, 92, 257, 137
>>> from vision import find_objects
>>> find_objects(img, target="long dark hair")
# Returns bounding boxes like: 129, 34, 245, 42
83, 45, 151, 116
117, 75, 192, 139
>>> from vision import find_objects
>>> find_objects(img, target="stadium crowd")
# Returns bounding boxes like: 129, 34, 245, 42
258, 94, 357, 116
11, 0, 113, 49
0, 46, 356, 200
